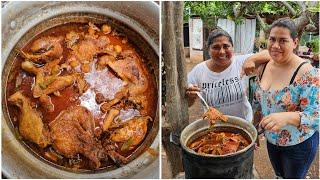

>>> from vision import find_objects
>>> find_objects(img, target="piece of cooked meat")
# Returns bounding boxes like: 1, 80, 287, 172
21, 59, 71, 98
69, 35, 111, 65
107, 150, 128, 164
127, 95, 148, 115
33, 75, 75, 98
49, 106, 102, 168
21, 61, 45, 98
41, 75, 75, 96
39, 94, 54, 112
21, 61, 39, 74
95, 92, 107, 104
202, 107, 228, 126
8, 91, 50, 148
88, 22, 100, 37
110, 116, 151, 151
71, 39, 99, 63
100, 85, 129, 113
101, 141, 128, 165
42, 58, 62, 75
189, 139, 206, 151
96, 55, 115, 70
20, 36, 64, 63
74, 73, 89, 95
105, 50, 151, 115
101, 24, 112, 34
103, 108, 120, 131
21, 59, 61, 76
106, 51, 144, 84
65, 31, 81, 48
221, 140, 240, 155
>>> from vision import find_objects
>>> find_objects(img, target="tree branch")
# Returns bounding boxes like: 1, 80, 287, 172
233, 5, 238, 18
310, 12, 319, 32
305, 24, 317, 32
279, 1, 297, 16
297, 1, 307, 12
233, 2, 252, 18
256, 13, 267, 31
293, 1, 310, 37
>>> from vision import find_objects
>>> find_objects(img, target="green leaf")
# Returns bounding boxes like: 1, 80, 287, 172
39, 82, 47, 89
311, 37, 319, 54
121, 137, 134, 151
308, 7, 320, 13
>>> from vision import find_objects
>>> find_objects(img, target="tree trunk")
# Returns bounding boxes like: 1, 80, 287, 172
258, 18, 267, 51
203, 17, 217, 61
203, 23, 211, 61
162, 1, 189, 178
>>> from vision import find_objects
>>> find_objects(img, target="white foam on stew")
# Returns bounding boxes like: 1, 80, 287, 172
117, 109, 140, 122
79, 88, 101, 117
84, 62, 125, 100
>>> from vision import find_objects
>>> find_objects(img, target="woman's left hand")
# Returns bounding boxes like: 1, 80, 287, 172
241, 60, 256, 78
260, 112, 301, 132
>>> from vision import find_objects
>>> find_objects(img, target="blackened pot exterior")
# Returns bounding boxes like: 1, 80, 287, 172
182, 144, 254, 178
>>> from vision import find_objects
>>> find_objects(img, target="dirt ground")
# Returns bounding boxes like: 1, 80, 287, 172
161, 51, 319, 179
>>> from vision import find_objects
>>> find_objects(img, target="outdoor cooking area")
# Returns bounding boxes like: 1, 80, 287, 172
162, 54, 319, 179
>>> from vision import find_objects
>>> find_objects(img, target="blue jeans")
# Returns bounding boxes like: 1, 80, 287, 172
267, 131, 319, 179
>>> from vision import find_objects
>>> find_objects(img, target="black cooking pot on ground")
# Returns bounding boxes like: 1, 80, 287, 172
178, 116, 257, 179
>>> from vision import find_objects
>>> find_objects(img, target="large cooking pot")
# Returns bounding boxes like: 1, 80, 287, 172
180, 116, 257, 179
1, 2, 159, 178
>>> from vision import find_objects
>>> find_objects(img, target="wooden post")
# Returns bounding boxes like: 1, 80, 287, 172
162, 1, 190, 178
203, 24, 210, 61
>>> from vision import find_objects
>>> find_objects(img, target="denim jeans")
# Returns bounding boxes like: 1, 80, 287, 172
267, 131, 319, 179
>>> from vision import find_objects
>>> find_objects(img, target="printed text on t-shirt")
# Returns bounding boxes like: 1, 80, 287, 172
201, 76, 244, 108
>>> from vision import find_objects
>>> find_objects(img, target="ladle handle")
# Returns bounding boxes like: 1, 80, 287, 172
258, 127, 265, 135
196, 92, 210, 110
255, 123, 265, 135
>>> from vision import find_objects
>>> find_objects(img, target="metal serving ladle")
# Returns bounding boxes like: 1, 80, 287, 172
196, 92, 210, 110
170, 92, 210, 147
196, 90, 265, 135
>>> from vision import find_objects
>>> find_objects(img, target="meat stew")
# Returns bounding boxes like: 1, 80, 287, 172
6, 22, 157, 170
188, 130, 251, 156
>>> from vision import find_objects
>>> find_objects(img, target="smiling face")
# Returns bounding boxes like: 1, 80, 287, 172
209, 36, 233, 68
267, 26, 298, 63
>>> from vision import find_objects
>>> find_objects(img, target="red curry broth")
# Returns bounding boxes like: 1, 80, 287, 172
6, 22, 156, 170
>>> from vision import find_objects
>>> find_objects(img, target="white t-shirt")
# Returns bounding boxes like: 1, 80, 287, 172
188, 54, 253, 122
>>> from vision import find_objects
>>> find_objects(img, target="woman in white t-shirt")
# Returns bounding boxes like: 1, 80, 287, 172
186, 28, 270, 122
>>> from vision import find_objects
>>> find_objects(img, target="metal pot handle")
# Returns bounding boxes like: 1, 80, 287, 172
258, 127, 265, 135
169, 132, 181, 147
254, 123, 265, 135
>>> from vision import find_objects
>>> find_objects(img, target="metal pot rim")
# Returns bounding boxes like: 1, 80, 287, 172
180, 116, 257, 158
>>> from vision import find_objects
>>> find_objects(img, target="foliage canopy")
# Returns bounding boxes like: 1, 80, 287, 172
184, 1, 316, 26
